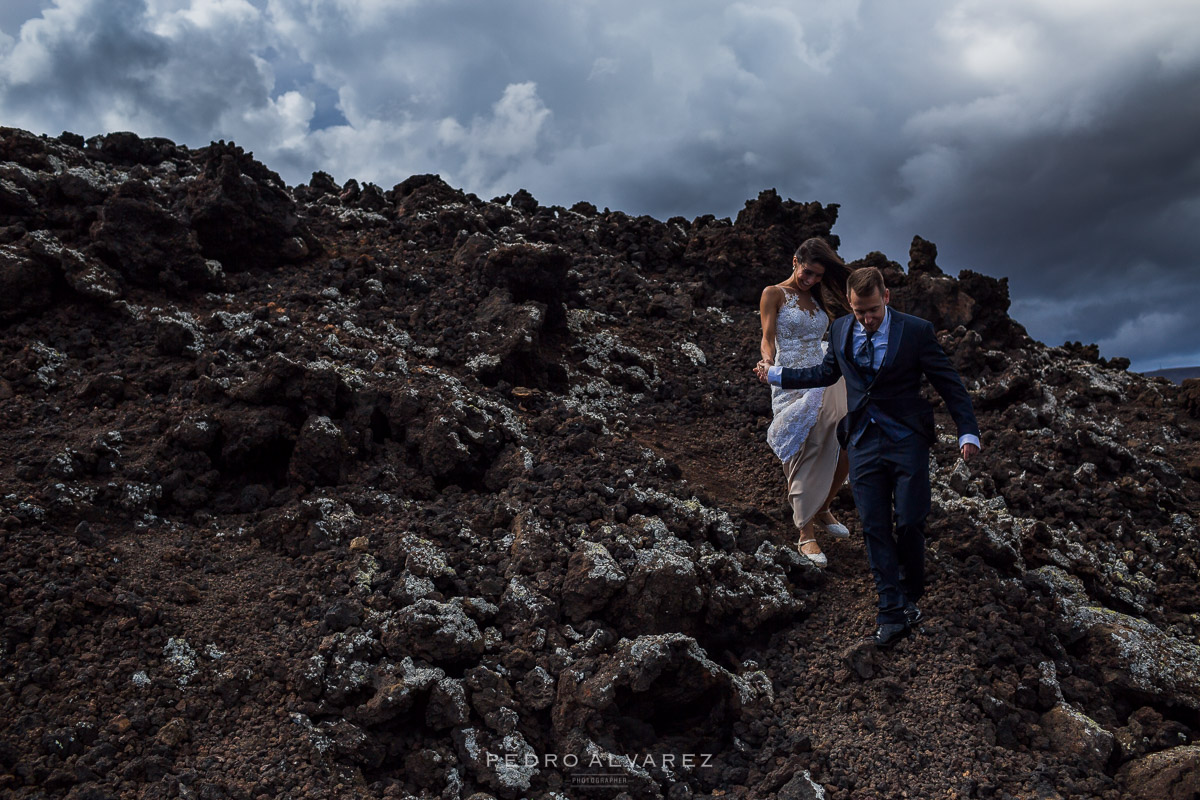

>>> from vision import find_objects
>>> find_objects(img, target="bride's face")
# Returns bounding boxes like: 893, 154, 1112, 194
793, 258, 824, 291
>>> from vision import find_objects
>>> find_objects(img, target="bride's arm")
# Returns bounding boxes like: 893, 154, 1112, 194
759, 286, 783, 367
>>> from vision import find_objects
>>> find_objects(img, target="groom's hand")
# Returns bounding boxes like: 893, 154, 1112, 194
960, 442, 979, 462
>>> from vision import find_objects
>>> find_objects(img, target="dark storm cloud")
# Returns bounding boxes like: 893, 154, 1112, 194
1, 0, 1197, 370
864, 58, 1200, 369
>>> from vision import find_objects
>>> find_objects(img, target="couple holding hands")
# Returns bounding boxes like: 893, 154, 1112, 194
754, 238, 981, 648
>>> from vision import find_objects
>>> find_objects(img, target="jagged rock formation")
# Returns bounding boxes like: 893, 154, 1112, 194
1, 126, 1198, 800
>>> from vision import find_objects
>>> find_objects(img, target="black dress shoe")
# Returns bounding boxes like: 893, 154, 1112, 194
904, 602, 925, 627
872, 622, 910, 648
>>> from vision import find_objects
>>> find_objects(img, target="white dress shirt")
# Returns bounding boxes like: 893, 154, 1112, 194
852, 306, 891, 371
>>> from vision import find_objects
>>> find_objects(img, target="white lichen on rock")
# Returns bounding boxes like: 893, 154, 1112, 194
1036, 566, 1200, 708
401, 533, 457, 578
627, 484, 738, 544
163, 638, 199, 686
678, 341, 706, 365
303, 496, 359, 544
29, 342, 68, 388
118, 482, 162, 512
289, 713, 333, 755
466, 354, 501, 372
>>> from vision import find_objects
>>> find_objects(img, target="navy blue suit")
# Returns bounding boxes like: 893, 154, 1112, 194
780, 308, 979, 625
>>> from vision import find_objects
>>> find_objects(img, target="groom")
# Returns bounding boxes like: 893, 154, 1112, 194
756, 266, 981, 647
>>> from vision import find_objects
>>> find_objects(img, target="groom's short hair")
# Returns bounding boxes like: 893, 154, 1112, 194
847, 266, 886, 299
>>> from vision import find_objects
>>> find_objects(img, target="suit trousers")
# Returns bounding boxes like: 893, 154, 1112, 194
848, 424, 931, 625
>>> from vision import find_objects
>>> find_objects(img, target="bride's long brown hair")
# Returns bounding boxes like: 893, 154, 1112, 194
795, 237, 851, 317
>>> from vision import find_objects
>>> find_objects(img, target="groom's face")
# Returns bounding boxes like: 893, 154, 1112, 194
849, 288, 889, 333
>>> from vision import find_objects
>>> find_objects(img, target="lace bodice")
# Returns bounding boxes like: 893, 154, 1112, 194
767, 292, 830, 462
774, 292, 829, 369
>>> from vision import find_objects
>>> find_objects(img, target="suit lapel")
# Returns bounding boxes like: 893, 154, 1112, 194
839, 317, 856, 368
838, 316, 872, 391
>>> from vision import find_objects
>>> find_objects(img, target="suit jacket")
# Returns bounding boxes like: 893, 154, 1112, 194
780, 309, 980, 448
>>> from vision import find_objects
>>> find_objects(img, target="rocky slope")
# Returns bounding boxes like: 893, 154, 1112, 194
1, 125, 1198, 800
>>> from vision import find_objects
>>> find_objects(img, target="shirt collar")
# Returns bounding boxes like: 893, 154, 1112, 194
855, 306, 891, 338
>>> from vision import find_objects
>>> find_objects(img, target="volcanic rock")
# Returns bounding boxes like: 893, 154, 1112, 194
1181, 378, 1200, 419
90, 181, 214, 292
385, 599, 485, 665
0, 243, 56, 320
561, 539, 627, 621
184, 141, 315, 271
1040, 702, 1115, 765
288, 415, 354, 487
1118, 745, 1200, 800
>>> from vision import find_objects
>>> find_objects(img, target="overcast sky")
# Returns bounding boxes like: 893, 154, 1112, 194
2, 1, 1198, 371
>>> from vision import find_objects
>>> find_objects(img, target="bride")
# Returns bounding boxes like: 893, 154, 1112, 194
758, 237, 852, 566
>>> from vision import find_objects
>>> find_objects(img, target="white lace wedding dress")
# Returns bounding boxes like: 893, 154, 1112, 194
766, 291, 847, 530
768, 292, 830, 462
